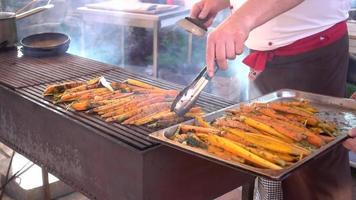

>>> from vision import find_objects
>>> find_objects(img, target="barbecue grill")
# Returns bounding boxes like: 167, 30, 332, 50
0, 50, 254, 199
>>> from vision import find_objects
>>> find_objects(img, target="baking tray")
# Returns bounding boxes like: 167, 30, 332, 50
149, 89, 356, 180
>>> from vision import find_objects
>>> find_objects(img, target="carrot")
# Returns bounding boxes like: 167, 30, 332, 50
257, 107, 289, 121
222, 132, 251, 146
207, 145, 245, 163
244, 146, 286, 167
306, 134, 325, 147
257, 116, 325, 146
223, 127, 310, 156
101, 95, 169, 118
59, 88, 110, 102
268, 103, 313, 117
121, 102, 171, 124
43, 81, 84, 96
213, 118, 262, 133
251, 116, 305, 141
126, 79, 162, 90
284, 114, 319, 126
274, 153, 299, 162
180, 125, 220, 134
194, 115, 211, 128
239, 116, 294, 143
197, 133, 282, 170
319, 135, 334, 143
134, 111, 175, 126
71, 100, 92, 111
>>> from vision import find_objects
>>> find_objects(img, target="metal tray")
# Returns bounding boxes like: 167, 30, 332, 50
149, 89, 356, 180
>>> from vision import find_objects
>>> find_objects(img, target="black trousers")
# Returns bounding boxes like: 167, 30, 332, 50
255, 34, 352, 200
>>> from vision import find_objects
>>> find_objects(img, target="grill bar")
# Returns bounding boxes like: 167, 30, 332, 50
0, 51, 114, 88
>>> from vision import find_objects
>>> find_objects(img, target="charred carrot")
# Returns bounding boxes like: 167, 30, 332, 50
244, 146, 286, 167
207, 145, 245, 163
43, 81, 84, 96
239, 116, 293, 143
180, 125, 221, 134
213, 118, 262, 133
268, 103, 312, 117
126, 79, 162, 90
123, 102, 171, 124
257, 107, 289, 121
223, 127, 310, 156
197, 133, 282, 170
134, 110, 174, 126
194, 115, 211, 128
59, 88, 110, 102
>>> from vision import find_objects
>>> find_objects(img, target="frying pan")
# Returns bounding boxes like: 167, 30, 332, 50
20, 32, 70, 57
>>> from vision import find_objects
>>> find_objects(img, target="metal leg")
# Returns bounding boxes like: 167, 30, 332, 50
121, 26, 125, 67
187, 33, 193, 64
42, 168, 50, 200
241, 179, 255, 200
153, 23, 159, 78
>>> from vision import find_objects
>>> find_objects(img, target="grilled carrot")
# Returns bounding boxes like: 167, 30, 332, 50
71, 100, 92, 111
123, 102, 171, 125
194, 115, 211, 128
223, 127, 310, 156
244, 146, 286, 167
251, 116, 305, 141
257, 107, 289, 121
59, 88, 110, 102
197, 133, 282, 170
213, 118, 262, 133
43, 81, 84, 96
134, 111, 175, 126
268, 103, 313, 117
126, 79, 162, 90
180, 125, 221, 134
239, 116, 293, 143
207, 145, 245, 163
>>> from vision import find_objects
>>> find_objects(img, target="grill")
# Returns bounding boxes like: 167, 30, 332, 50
0, 50, 254, 200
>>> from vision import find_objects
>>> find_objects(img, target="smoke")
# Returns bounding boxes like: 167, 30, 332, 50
3, 0, 250, 101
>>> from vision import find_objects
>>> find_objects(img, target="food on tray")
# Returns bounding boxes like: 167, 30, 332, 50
169, 100, 338, 170
43, 77, 204, 126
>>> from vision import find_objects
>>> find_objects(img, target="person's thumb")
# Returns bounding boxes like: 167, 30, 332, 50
349, 128, 356, 137
198, 4, 210, 19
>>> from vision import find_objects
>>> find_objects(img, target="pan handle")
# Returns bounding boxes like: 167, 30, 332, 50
15, 4, 54, 21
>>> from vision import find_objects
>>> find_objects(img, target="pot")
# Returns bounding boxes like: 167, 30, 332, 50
0, 4, 54, 49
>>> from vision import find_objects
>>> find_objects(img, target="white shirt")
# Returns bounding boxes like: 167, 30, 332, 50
230, 0, 350, 51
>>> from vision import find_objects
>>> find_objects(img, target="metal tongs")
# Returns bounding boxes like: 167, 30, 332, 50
171, 65, 216, 116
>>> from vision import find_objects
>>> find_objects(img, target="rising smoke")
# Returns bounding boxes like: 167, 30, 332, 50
2, 0, 250, 101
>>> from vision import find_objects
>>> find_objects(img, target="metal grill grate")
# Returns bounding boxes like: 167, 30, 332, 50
0, 50, 114, 88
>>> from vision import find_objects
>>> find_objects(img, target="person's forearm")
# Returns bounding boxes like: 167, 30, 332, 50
231, 0, 304, 32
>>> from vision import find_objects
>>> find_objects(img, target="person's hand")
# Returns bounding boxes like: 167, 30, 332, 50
343, 128, 356, 153
190, 0, 230, 27
206, 14, 250, 76
342, 92, 356, 152
351, 92, 356, 100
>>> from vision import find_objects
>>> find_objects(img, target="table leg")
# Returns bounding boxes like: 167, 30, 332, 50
241, 179, 255, 200
42, 168, 51, 200
153, 23, 159, 78
187, 33, 193, 64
